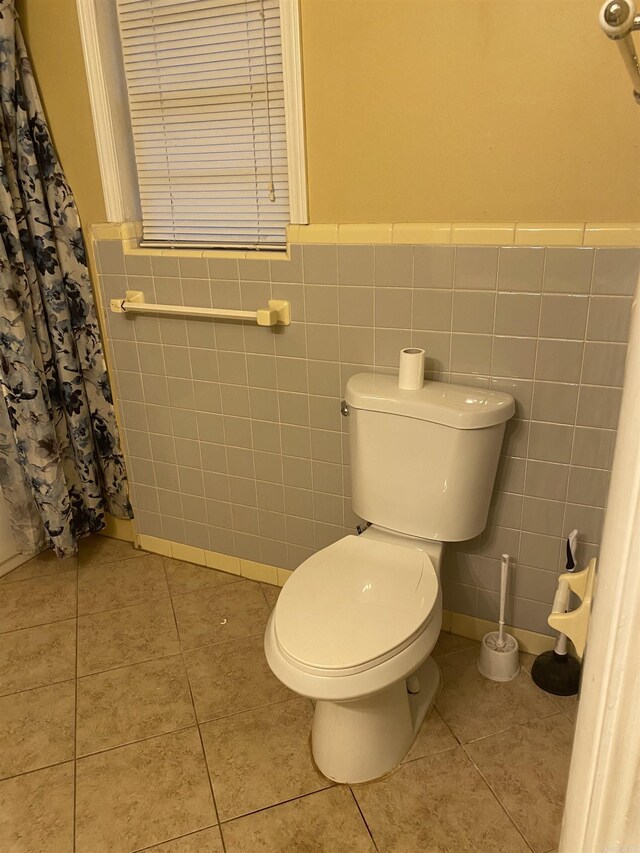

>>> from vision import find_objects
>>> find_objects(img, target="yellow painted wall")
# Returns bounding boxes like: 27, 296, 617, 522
16, 0, 640, 227
17, 0, 106, 230
301, 0, 640, 223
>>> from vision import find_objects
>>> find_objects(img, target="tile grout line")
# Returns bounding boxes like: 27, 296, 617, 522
0, 547, 145, 589
261, 258, 285, 567
74, 564, 244, 623
77, 649, 182, 681
461, 745, 537, 853
160, 558, 228, 853
0, 569, 77, 637
216, 782, 335, 826
74, 722, 197, 763
78, 548, 147, 567
0, 757, 76, 786
488, 246, 500, 388
462, 746, 535, 853
459, 707, 570, 747
258, 581, 276, 611
77, 590, 171, 620
132, 824, 219, 853
0, 564, 76, 587
294, 252, 311, 565
76, 619, 267, 682
518, 250, 546, 577
561, 248, 598, 550
131, 288, 161, 532
393, 742, 459, 770
0, 674, 77, 701
196, 694, 299, 728
76, 638, 276, 710
517, 248, 547, 590
347, 786, 381, 852
1, 724, 208, 784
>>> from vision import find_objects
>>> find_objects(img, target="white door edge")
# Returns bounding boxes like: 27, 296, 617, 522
560, 280, 640, 851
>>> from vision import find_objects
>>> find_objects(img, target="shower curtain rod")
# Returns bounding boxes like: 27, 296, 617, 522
599, 0, 640, 104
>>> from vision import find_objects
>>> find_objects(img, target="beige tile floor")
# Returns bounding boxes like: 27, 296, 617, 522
0, 537, 578, 853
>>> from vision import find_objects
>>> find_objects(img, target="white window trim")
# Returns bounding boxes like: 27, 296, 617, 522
76, 0, 140, 223
76, 0, 308, 228
279, 0, 308, 226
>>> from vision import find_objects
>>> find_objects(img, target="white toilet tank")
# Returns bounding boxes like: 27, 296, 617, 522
345, 374, 515, 542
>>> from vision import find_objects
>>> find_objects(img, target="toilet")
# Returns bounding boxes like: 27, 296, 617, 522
264, 372, 515, 784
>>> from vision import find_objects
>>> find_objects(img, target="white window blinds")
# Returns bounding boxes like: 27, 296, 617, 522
116, 0, 289, 248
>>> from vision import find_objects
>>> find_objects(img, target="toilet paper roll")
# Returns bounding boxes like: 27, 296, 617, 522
398, 347, 425, 390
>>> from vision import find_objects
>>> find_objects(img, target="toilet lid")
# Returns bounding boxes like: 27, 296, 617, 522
274, 535, 438, 672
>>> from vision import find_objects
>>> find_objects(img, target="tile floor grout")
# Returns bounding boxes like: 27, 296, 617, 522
0, 568, 77, 586
196, 694, 302, 727
0, 756, 76, 784
462, 746, 537, 853
259, 581, 276, 610
0, 542, 149, 589
1, 700, 571, 847
0, 537, 577, 853
217, 782, 335, 825
161, 557, 228, 853
0, 615, 77, 639
0, 617, 74, 637
0, 622, 273, 688
0, 673, 76, 700
458, 708, 568, 747
132, 824, 220, 853
75, 722, 197, 762
77, 591, 172, 620
347, 786, 381, 852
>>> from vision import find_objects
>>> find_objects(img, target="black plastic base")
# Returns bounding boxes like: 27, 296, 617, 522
531, 649, 581, 696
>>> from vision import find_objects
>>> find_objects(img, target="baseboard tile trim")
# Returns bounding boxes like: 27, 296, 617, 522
441, 610, 453, 632
171, 542, 206, 565
204, 548, 241, 576
100, 515, 135, 542
277, 567, 293, 586
137, 534, 172, 557
445, 610, 556, 656
0, 552, 33, 579
240, 558, 278, 585
132, 536, 557, 649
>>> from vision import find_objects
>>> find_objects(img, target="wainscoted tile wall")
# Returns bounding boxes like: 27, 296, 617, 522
94, 237, 639, 635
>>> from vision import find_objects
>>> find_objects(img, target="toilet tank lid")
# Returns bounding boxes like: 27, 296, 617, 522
345, 374, 515, 429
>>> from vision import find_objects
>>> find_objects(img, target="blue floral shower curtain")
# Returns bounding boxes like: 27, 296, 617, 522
0, 2, 132, 557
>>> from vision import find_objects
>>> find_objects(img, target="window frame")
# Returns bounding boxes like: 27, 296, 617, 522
76, 0, 308, 236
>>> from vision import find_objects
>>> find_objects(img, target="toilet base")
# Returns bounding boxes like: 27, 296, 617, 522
311, 656, 442, 784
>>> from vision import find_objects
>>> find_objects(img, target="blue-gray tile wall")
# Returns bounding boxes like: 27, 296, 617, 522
97, 240, 639, 635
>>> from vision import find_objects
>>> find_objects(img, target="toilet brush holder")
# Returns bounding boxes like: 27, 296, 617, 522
477, 553, 520, 682
478, 631, 520, 681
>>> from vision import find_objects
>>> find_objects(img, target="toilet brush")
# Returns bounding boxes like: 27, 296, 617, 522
531, 530, 582, 696
477, 554, 520, 682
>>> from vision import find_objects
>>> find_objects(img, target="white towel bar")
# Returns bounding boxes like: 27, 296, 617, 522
109, 290, 291, 327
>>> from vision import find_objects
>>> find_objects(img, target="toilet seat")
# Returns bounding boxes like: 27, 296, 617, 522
273, 535, 439, 678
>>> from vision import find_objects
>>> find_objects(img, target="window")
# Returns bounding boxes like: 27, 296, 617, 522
78, 0, 307, 249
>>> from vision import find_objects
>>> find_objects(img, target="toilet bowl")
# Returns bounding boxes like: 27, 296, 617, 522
265, 528, 444, 783
265, 373, 515, 783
